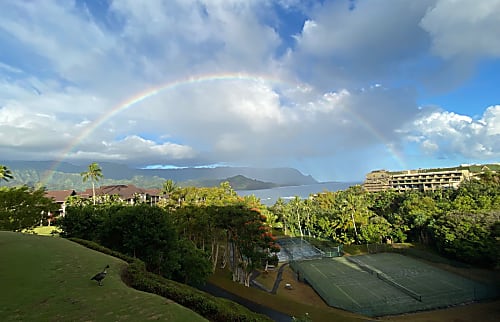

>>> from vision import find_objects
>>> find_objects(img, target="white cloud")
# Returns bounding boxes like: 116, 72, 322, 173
0, 2, 116, 79
104, 0, 282, 79
420, 0, 500, 59
404, 105, 500, 158
94, 135, 196, 162
418, 0, 500, 91
288, 0, 434, 88
0, 0, 498, 181
0, 62, 23, 74
0, 103, 72, 157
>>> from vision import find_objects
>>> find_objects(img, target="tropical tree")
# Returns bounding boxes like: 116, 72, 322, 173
270, 198, 287, 233
0, 186, 58, 231
431, 210, 500, 267
338, 187, 372, 244
309, 191, 341, 240
222, 205, 279, 286
80, 162, 103, 205
360, 215, 392, 244
162, 179, 178, 194
0, 165, 14, 182
173, 238, 213, 286
369, 190, 408, 242
400, 192, 438, 244
289, 196, 305, 237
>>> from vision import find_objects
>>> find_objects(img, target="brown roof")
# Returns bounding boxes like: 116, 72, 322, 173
145, 188, 160, 196
45, 190, 77, 203
77, 192, 91, 198
84, 184, 160, 200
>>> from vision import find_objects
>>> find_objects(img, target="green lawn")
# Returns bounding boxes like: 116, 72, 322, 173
0, 231, 207, 322
24, 225, 62, 236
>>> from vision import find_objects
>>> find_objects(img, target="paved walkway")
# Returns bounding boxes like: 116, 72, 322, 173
200, 283, 291, 322
250, 262, 290, 294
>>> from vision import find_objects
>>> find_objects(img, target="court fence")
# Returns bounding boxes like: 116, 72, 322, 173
277, 237, 343, 262
286, 253, 499, 317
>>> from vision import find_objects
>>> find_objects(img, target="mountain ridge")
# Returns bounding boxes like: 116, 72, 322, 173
1, 160, 318, 190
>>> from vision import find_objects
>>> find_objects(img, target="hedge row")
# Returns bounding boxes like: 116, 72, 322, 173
69, 238, 273, 322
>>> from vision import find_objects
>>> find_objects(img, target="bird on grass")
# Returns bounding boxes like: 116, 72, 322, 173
91, 265, 109, 286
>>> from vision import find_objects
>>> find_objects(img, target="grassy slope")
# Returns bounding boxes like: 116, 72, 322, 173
0, 231, 207, 322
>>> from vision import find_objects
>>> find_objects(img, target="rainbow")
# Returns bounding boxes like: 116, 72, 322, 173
40, 72, 406, 185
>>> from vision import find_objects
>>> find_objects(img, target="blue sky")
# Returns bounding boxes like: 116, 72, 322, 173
0, 0, 499, 182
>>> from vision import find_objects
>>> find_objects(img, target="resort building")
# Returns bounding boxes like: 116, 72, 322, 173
45, 189, 77, 217
389, 169, 471, 193
363, 164, 497, 193
45, 185, 163, 218
81, 184, 162, 205
362, 170, 392, 192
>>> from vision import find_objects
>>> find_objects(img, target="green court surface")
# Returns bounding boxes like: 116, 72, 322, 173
291, 253, 498, 317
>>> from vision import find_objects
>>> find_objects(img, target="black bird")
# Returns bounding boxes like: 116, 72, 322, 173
91, 265, 109, 286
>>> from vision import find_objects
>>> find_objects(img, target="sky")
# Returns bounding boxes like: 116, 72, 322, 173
0, 0, 499, 182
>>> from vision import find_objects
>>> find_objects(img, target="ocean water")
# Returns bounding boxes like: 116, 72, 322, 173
236, 181, 358, 206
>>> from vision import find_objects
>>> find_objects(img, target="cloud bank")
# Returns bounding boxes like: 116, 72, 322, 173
0, 0, 499, 181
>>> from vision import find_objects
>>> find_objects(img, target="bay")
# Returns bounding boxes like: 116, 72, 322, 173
237, 181, 359, 206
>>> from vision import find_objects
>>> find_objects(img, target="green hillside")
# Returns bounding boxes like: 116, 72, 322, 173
187, 175, 279, 190
2, 161, 317, 191
0, 231, 206, 321
6, 169, 281, 191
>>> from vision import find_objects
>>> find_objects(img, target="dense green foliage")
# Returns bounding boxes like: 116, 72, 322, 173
268, 173, 500, 267
59, 204, 212, 286
60, 183, 279, 286
158, 182, 280, 286
0, 186, 58, 231
432, 211, 499, 266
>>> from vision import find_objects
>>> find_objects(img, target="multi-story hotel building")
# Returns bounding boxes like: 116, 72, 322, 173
362, 164, 497, 193
389, 169, 471, 193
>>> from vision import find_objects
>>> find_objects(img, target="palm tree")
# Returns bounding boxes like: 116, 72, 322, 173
0, 165, 14, 182
340, 187, 371, 244
80, 162, 103, 205
162, 179, 178, 195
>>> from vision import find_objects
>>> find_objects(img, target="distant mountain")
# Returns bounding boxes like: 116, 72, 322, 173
192, 175, 280, 190
1, 160, 318, 191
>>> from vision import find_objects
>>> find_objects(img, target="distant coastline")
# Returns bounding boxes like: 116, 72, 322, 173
237, 181, 359, 205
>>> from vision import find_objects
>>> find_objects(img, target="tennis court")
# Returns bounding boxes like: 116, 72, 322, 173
276, 237, 323, 262
290, 253, 498, 317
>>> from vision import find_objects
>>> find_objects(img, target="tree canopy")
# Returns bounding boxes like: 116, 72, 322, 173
265, 173, 500, 267
0, 186, 58, 231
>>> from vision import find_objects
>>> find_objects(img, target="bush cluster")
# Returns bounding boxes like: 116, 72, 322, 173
59, 204, 212, 286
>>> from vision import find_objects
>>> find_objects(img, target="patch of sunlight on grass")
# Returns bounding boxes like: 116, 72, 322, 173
34, 225, 62, 236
